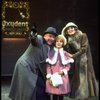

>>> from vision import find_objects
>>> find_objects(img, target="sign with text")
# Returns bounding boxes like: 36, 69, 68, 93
2, 1, 30, 38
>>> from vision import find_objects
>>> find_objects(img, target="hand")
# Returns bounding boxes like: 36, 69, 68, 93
29, 25, 38, 39
31, 25, 37, 33
58, 71, 63, 75
68, 58, 74, 63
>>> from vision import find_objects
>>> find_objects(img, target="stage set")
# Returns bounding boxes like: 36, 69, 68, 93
1, 0, 99, 100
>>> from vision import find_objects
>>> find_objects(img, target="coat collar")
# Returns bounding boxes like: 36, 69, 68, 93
54, 47, 63, 52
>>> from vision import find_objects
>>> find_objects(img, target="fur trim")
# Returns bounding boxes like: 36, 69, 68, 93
61, 69, 68, 75
59, 48, 68, 65
46, 47, 58, 65
46, 47, 74, 65
46, 74, 52, 79
54, 47, 59, 52
59, 48, 74, 65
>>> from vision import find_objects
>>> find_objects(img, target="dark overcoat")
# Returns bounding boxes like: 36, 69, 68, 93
9, 35, 50, 100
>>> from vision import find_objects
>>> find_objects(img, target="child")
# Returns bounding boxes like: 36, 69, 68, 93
45, 35, 74, 100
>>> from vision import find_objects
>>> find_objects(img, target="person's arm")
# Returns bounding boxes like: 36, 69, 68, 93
72, 33, 88, 58
58, 64, 71, 76
29, 26, 43, 47
29, 25, 38, 46
46, 65, 52, 79
59, 50, 74, 65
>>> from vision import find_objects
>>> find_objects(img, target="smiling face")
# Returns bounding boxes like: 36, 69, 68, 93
66, 26, 76, 36
44, 33, 56, 45
55, 38, 64, 49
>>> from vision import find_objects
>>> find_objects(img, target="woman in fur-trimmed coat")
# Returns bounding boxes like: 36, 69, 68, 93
45, 35, 74, 100
61, 22, 99, 99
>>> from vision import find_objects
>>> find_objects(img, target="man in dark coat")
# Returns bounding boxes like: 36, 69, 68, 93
9, 26, 57, 100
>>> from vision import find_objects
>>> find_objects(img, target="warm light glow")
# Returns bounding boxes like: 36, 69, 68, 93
2, 38, 28, 41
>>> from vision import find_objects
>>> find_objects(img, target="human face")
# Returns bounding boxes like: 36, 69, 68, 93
66, 26, 76, 35
44, 33, 55, 45
55, 39, 63, 49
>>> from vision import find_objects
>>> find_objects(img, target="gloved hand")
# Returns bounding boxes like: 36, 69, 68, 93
29, 25, 38, 39
31, 25, 37, 34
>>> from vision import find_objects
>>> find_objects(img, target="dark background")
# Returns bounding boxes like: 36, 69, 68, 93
1, 0, 99, 80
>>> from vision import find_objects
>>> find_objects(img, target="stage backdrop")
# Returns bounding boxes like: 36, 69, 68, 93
1, 0, 99, 80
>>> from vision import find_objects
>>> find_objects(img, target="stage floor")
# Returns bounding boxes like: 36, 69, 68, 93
1, 77, 99, 100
